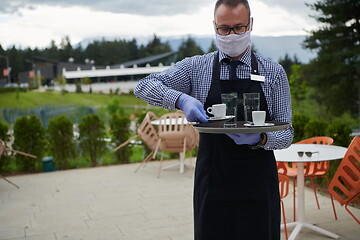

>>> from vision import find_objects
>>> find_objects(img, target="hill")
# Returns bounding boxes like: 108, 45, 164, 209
79, 34, 316, 63
161, 35, 316, 63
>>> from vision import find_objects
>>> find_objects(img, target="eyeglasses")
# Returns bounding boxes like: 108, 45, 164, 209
297, 151, 319, 157
215, 20, 251, 36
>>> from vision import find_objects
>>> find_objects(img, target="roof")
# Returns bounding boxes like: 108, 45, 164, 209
110, 51, 177, 68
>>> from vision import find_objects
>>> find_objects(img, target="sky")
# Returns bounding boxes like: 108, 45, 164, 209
0, 0, 319, 49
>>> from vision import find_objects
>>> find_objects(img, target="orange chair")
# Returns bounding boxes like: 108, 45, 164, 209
154, 111, 199, 178
114, 111, 160, 172
277, 136, 337, 221
278, 174, 290, 240
328, 136, 360, 224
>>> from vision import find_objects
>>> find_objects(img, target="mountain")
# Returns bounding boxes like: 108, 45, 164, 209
77, 35, 316, 63
161, 35, 316, 63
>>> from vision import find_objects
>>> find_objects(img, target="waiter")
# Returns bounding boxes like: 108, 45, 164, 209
134, 0, 294, 239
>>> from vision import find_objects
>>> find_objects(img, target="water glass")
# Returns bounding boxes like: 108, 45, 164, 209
243, 93, 260, 123
221, 92, 238, 127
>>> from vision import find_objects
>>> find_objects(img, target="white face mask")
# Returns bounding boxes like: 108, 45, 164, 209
215, 30, 251, 57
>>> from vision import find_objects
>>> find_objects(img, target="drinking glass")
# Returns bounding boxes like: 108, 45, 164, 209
221, 92, 238, 127
243, 93, 260, 123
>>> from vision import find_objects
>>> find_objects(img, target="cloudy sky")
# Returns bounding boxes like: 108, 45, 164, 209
0, 0, 318, 49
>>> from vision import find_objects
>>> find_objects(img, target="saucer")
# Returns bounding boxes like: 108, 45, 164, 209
208, 115, 235, 121
244, 122, 275, 127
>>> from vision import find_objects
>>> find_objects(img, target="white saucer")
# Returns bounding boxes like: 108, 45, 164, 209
209, 115, 235, 121
244, 122, 275, 127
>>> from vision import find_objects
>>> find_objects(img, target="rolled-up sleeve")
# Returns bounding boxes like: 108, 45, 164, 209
134, 58, 193, 111
263, 65, 294, 150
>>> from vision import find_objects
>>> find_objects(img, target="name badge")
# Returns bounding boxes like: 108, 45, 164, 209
251, 74, 265, 82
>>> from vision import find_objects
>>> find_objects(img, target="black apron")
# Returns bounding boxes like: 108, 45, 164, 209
193, 52, 280, 240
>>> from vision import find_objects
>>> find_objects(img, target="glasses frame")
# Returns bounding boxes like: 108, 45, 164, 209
214, 19, 251, 36
297, 151, 319, 158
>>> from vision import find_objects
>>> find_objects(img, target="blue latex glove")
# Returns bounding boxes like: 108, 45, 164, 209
177, 94, 208, 123
226, 133, 261, 145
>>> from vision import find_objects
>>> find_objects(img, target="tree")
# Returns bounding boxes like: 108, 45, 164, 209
110, 114, 131, 164
48, 115, 76, 170
176, 37, 204, 61
139, 34, 172, 58
78, 114, 106, 166
13, 115, 47, 172
303, 0, 360, 116
56, 75, 67, 93
208, 40, 218, 53
278, 54, 301, 78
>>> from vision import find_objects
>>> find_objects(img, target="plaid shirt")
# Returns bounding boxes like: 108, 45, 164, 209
134, 47, 294, 150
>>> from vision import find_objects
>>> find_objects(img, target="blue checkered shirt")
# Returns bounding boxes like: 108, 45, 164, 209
134, 47, 294, 150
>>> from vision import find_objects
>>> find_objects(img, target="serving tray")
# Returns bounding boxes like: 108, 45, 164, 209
193, 121, 290, 134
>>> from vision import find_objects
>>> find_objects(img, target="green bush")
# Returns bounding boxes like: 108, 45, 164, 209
48, 115, 77, 170
327, 120, 352, 147
107, 99, 124, 116
79, 114, 106, 166
110, 113, 131, 164
304, 119, 328, 139
75, 81, 82, 93
13, 115, 47, 172
292, 114, 310, 142
0, 87, 27, 94
0, 121, 11, 172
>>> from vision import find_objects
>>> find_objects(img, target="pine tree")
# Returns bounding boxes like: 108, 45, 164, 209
303, 0, 360, 115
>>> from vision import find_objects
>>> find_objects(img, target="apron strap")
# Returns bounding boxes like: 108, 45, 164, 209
212, 51, 260, 81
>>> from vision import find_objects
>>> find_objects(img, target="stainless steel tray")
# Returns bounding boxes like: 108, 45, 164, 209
193, 121, 290, 134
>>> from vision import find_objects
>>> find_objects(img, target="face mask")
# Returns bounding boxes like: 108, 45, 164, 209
215, 30, 251, 57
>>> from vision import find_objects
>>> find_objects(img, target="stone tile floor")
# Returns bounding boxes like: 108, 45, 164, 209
0, 160, 359, 240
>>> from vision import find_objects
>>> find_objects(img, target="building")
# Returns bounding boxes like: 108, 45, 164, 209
17, 51, 177, 86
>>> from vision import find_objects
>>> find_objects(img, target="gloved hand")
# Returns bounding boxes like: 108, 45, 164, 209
226, 133, 261, 145
177, 94, 208, 123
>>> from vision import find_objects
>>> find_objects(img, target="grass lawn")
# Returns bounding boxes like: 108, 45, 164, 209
0, 91, 147, 108
0, 90, 177, 174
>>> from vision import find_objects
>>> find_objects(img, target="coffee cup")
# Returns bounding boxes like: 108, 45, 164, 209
207, 104, 226, 119
252, 111, 266, 126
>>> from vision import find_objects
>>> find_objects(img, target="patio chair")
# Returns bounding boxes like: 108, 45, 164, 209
277, 136, 337, 221
328, 136, 360, 224
278, 174, 290, 240
154, 111, 198, 178
114, 111, 160, 173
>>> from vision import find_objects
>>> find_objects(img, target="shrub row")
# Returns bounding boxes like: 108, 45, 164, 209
0, 113, 131, 173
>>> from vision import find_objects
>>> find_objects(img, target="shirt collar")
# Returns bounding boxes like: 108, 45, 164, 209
218, 46, 252, 67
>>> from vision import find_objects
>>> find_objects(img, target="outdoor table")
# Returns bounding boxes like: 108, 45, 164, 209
274, 144, 347, 240
151, 118, 193, 174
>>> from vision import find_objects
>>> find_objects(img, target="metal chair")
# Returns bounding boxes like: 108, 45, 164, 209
328, 136, 360, 224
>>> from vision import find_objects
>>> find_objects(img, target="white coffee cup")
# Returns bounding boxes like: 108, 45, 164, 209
207, 104, 226, 119
252, 111, 266, 126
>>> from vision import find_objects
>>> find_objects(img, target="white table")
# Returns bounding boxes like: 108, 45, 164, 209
151, 118, 193, 174
274, 144, 347, 240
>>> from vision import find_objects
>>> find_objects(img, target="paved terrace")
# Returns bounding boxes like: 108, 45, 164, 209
1, 160, 359, 240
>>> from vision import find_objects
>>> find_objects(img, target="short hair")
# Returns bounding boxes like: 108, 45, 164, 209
214, 0, 251, 17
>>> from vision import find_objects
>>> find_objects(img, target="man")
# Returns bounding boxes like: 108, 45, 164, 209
134, 0, 293, 239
